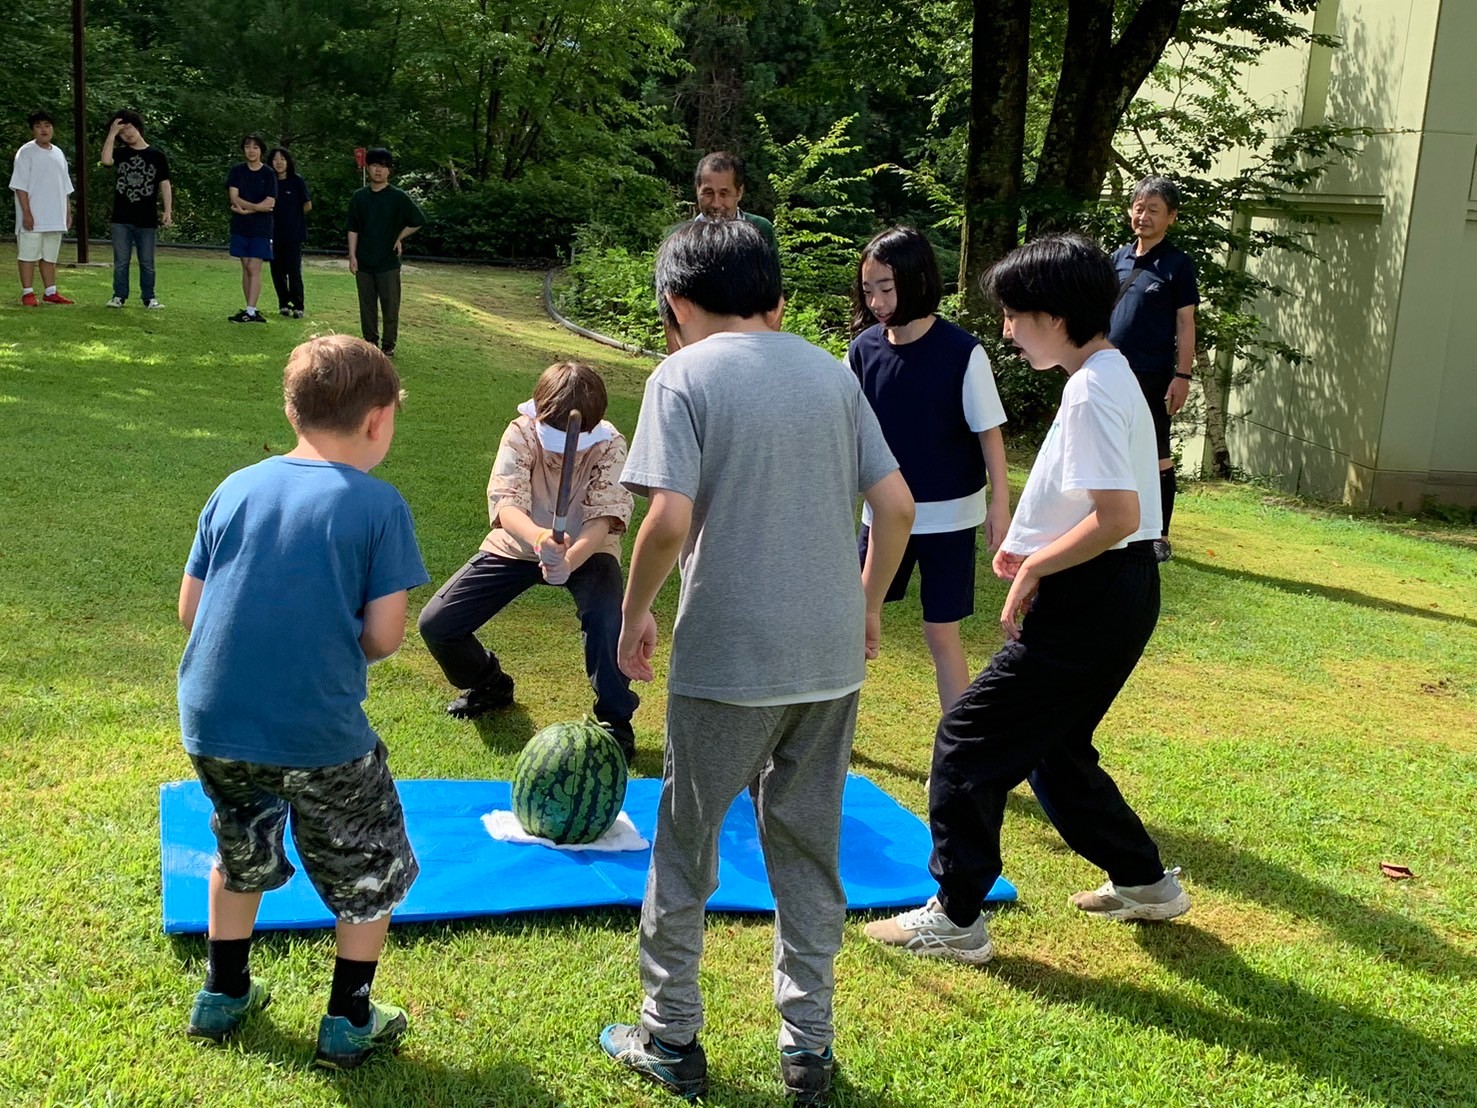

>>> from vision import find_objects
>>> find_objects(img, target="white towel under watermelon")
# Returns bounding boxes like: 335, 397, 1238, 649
480, 810, 648, 852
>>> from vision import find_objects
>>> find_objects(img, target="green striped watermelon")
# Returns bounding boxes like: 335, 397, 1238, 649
511, 719, 629, 844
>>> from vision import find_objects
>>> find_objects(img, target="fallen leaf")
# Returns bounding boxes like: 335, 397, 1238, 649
1380, 862, 1416, 880
1206, 549, 1217, 557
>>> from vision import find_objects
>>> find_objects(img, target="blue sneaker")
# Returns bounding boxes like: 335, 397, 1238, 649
186, 981, 271, 1043
599, 1023, 707, 1100
782, 1046, 834, 1105
314, 1001, 408, 1070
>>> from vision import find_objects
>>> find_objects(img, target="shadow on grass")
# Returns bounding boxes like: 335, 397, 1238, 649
1178, 557, 1476, 628
990, 923, 1473, 1104
469, 704, 538, 755
1005, 794, 1477, 980
850, 747, 929, 786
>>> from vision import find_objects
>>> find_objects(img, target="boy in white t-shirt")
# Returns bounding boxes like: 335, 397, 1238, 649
10, 110, 75, 306
865, 233, 1189, 965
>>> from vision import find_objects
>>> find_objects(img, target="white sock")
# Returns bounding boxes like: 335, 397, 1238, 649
245, 306, 257, 316
44, 286, 57, 296
22, 287, 33, 296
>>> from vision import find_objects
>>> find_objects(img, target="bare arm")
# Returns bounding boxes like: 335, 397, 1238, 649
564, 517, 613, 572
100, 121, 120, 166
15, 189, 33, 231
160, 180, 173, 227
347, 230, 359, 274
860, 470, 915, 659
302, 199, 313, 213
998, 488, 1140, 640
393, 224, 420, 255
1167, 305, 1197, 414
178, 574, 205, 630
617, 490, 694, 681
360, 591, 409, 662
978, 426, 1011, 553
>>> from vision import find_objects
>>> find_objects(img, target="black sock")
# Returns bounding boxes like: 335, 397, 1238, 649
1159, 468, 1178, 536
328, 957, 378, 1026
652, 1034, 698, 1055
205, 938, 252, 999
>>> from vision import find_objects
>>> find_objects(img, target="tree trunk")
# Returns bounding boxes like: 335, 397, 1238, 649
1030, 0, 1187, 227
1198, 347, 1233, 479
957, 0, 1031, 332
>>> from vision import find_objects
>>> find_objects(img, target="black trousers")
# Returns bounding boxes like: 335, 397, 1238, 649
930, 541, 1165, 923
417, 551, 639, 725
269, 241, 305, 311
355, 268, 401, 351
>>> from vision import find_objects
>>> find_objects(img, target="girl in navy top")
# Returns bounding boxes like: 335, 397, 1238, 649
848, 226, 1010, 712
268, 147, 313, 318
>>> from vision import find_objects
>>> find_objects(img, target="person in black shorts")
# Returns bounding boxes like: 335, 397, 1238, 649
1108, 176, 1199, 562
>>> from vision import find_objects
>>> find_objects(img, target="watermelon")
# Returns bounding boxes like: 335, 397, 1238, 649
511, 719, 629, 844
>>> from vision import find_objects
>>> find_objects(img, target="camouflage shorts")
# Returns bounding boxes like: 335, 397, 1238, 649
189, 741, 419, 924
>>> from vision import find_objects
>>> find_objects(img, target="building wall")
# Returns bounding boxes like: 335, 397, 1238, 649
1193, 0, 1477, 509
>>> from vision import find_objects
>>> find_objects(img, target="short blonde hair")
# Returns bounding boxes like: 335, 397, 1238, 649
283, 335, 402, 433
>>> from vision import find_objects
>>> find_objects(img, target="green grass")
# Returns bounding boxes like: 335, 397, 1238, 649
2, 245, 1474, 1107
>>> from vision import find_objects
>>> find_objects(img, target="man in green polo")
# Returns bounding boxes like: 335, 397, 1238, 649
346, 147, 424, 360
692, 151, 777, 256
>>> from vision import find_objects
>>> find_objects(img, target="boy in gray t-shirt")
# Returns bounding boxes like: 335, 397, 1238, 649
597, 220, 914, 1106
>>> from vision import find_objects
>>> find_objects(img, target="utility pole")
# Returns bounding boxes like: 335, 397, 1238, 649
72, 0, 89, 263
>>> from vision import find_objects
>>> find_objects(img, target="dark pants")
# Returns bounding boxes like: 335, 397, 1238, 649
417, 551, 639, 724
355, 267, 401, 351
270, 241, 305, 311
929, 541, 1165, 923
110, 223, 157, 301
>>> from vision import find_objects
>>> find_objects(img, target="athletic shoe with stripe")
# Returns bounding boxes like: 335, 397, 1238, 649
600, 1023, 708, 1100
314, 1000, 408, 1069
1071, 866, 1190, 921
186, 980, 271, 1043
863, 897, 994, 964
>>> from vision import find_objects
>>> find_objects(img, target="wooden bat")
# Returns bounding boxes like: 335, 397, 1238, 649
551, 409, 582, 543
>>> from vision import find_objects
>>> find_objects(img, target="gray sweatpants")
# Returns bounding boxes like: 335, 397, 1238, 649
638, 691, 859, 1052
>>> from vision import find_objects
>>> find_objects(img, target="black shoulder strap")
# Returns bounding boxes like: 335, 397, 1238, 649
1115, 266, 1147, 306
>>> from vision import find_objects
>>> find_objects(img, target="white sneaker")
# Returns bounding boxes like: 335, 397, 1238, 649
863, 897, 994, 963
1071, 867, 1190, 921
106, 296, 125, 308
144, 299, 164, 310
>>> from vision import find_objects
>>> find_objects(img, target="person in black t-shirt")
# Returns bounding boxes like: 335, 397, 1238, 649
1107, 176, 1199, 562
226, 133, 278, 323
100, 110, 172, 309
267, 147, 313, 318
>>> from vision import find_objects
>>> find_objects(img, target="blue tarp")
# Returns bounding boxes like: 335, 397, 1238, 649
160, 774, 1017, 934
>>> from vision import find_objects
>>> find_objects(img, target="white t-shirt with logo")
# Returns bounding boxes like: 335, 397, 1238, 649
1000, 347, 1162, 556
10, 141, 73, 233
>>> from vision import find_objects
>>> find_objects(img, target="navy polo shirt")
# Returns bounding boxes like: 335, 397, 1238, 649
1108, 239, 1199, 375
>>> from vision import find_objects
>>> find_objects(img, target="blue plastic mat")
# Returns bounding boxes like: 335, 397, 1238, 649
160, 774, 1017, 933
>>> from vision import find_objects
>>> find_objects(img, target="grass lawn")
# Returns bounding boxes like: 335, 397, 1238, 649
1, 243, 1474, 1107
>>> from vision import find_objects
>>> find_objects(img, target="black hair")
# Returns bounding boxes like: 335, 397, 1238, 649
240, 132, 267, 156
111, 109, 144, 135
694, 150, 744, 191
364, 147, 393, 168
266, 146, 298, 178
851, 226, 942, 335
1130, 175, 1181, 213
984, 233, 1118, 348
655, 219, 782, 322
27, 110, 55, 129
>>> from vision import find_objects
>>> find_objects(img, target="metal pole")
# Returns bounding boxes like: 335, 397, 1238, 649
72, 0, 88, 263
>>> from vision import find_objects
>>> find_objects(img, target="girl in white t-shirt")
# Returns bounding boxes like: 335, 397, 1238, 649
865, 233, 1188, 966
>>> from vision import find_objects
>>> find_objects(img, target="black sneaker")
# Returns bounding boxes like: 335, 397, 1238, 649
599, 1024, 707, 1101
227, 309, 252, 323
445, 671, 515, 719
292, 309, 305, 319
1153, 537, 1173, 563
781, 1046, 834, 1106
278, 307, 291, 317
245, 311, 267, 324
381, 345, 396, 359
601, 719, 636, 764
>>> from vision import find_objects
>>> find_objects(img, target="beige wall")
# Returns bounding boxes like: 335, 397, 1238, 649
1191, 0, 1477, 509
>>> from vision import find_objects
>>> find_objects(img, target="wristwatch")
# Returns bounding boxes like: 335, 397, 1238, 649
1174, 372, 1193, 381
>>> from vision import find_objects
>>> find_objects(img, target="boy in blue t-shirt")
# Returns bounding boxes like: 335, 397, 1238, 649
177, 335, 430, 1068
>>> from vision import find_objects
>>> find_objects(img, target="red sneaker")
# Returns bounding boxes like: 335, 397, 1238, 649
21, 292, 39, 307
42, 292, 75, 305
